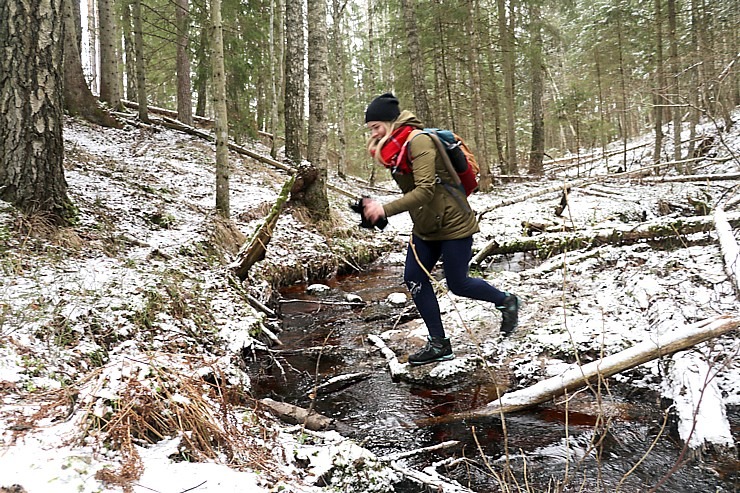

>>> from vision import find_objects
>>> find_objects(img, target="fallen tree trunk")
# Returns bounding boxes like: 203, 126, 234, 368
472, 211, 740, 266
259, 398, 334, 430
714, 206, 740, 297
419, 315, 739, 425
641, 169, 738, 183
230, 174, 296, 280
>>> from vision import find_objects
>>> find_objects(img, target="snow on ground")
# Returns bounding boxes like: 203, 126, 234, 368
1, 111, 739, 492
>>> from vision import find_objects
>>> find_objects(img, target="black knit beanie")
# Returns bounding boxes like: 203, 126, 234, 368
365, 93, 401, 123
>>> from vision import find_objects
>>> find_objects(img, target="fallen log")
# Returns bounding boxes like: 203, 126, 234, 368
305, 371, 371, 397
472, 210, 740, 266
418, 315, 739, 425
230, 173, 296, 280
260, 398, 334, 431
714, 206, 740, 297
641, 169, 738, 183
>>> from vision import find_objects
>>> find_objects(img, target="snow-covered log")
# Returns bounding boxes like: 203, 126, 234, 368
642, 170, 738, 183
663, 351, 734, 451
231, 174, 296, 280
472, 211, 740, 266
423, 315, 739, 424
714, 206, 740, 296
368, 334, 408, 380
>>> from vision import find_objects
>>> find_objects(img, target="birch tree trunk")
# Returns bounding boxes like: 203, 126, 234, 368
132, 0, 149, 123
284, 0, 304, 165
304, 0, 330, 221
122, 3, 136, 100
176, 0, 193, 125
87, 0, 98, 94
98, 0, 121, 109
400, 0, 432, 126
0, 0, 73, 224
210, 0, 229, 217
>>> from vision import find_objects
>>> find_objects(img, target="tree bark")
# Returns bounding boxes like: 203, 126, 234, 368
331, 0, 348, 177
420, 315, 739, 424
527, 0, 545, 175
122, 2, 137, 101
304, 0, 331, 221
62, 0, 119, 127
0, 0, 73, 223
497, 0, 517, 173
132, 0, 149, 123
176, 0, 193, 125
667, 0, 682, 164
400, 0, 432, 126
653, 0, 666, 164
98, 0, 122, 109
284, 0, 304, 165
210, 0, 230, 217
465, 0, 490, 190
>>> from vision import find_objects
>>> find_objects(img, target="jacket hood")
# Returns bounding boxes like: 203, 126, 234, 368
393, 110, 424, 130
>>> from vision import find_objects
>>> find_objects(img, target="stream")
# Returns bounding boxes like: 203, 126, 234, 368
248, 264, 739, 492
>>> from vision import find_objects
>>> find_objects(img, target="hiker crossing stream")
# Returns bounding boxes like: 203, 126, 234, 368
246, 264, 739, 492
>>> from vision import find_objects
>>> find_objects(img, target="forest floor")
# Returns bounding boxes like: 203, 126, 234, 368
0, 109, 739, 493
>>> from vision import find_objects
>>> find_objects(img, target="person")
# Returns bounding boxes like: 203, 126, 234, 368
362, 93, 519, 366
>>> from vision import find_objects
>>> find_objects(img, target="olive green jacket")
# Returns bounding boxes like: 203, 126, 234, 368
382, 111, 479, 241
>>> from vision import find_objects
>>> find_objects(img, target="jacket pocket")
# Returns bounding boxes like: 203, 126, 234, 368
410, 204, 443, 235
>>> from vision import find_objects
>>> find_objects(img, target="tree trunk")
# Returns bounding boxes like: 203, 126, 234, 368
63, 0, 119, 127
616, 15, 629, 171
331, 0, 347, 177
132, 0, 149, 123
98, 0, 122, 109
667, 0, 682, 164
87, 0, 98, 94
497, 0, 517, 173
420, 316, 739, 424
303, 0, 330, 221
268, 0, 281, 159
0, 0, 73, 224
122, 3, 137, 101
194, 1, 210, 118
176, 0, 193, 125
284, 0, 304, 165
210, 0, 229, 217
465, 0, 491, 190
653, 0, 665, 164
400, 0, 432, 126
527, 0, 545, 176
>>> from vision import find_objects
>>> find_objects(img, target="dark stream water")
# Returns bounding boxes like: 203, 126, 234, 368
248, 264, 739, 493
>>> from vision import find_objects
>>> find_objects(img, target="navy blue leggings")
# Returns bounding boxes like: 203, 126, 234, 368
404, 235, 507, 338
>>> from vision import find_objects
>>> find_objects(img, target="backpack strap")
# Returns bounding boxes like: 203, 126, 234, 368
406, 130, 471, 213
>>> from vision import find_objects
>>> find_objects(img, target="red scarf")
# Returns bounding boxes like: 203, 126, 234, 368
372, 125, 415, 174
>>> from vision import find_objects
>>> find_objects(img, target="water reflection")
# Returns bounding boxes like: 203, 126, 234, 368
248, 266, 739, 492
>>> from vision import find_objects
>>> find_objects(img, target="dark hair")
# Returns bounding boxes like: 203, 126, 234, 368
365, 93, 400, 123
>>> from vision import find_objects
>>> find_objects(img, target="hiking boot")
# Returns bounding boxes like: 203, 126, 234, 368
497, 293, 519, 336
408, 336, 454, 366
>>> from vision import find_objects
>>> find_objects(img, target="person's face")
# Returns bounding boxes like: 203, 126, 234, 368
367, 121, 387, 141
